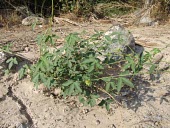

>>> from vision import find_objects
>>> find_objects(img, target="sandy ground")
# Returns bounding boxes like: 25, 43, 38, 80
0, 21, 170, 128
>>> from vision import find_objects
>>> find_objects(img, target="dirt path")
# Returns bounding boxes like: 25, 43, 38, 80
0, 22, 170, 128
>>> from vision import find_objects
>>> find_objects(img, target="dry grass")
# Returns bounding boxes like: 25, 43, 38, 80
0, 9, 22, 28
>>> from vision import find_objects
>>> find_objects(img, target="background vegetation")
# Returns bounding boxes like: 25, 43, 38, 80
0, 0, 169, 18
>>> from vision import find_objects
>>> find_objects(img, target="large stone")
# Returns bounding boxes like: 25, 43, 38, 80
104, 24, 136, 54
22, 16, 45, 26
96, 24, 139, 61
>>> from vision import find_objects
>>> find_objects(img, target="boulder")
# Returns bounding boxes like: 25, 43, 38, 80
104, 24, 136, 54
97, 24, 142, 61
22, 16, 45, 26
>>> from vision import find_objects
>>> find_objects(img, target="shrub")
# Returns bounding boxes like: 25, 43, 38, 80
18, 29, 160, 110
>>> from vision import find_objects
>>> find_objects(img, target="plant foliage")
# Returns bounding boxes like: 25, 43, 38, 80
18, 30, 160, 110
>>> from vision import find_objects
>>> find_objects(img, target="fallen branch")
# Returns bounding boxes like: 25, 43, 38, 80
135, 40, 160, 48
53, 17, 82, 27
1, 50, 34, 63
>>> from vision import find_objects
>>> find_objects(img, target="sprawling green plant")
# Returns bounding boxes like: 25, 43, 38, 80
18, 30, 160, 110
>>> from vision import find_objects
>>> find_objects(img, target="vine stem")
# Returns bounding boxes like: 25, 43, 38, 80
93, 85, 123, 107
49, 0, 54, 28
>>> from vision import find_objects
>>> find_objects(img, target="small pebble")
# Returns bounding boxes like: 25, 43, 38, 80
152, 53, 163, 64
17, 122, 28, 128
24, 47, 30, 52
96, 120, 100, 125
50, 94, 54, 99
109, 124, 116, 128
159, 62, 169, 71
82, 109, 90, 114
39, 25, 43, 28
53, 88, 62, 95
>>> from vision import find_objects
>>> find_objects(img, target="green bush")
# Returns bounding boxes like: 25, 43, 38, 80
18, 29, 160, 110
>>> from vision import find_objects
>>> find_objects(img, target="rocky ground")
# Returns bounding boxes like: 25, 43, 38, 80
0, 20, 170, 128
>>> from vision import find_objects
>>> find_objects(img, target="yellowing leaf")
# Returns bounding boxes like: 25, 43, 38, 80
85, 80, 91, 86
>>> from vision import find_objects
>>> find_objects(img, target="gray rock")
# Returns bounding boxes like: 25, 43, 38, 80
0, 51, 6, 64
104, 24, 136, 54
96, 120, 100, 125
135, 44, 144, 56
152, 53, 163, 64
97, 24, 138, 61
22, 16, 45, 26
140, 16, 152, 24
139, 15, 157, 26
17, 122, 29, 128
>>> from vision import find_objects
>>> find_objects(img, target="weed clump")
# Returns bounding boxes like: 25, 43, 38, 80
12, 27, 161, 110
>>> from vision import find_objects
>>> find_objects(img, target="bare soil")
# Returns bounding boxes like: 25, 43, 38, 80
0, 20, 170, 128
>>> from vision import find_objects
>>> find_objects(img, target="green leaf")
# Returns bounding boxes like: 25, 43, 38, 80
91, 94, 100, 99
98, 99, 111, 111
18, 68, 25, 79
110, 82, 116, 90
123, 63, 131, 70
105, 103, 110, 111
126, 56, 136, 72
79, 96, 85, 104
68, 84, 75, 96
49, 36, 55, 45
105, 82, 110, 92
39, 61, 45, 72
44, 77, 53, 88
39, 73, 46, 83
65, 33, 80, 46
89, 99, 96, 107
88, 65, 94, 72
6, 57, 13, 63
45, 35, 50, 43
142, 52, 151, 62
42, 56, 51, 71
1, 43, 12, 52
8, 61, 13, 69
131, 62, 136, 73
63, 88, 69, 98
126, 56, 133, 64
117, 77, 123, 92
121, 70, 130, 75
62, 80, 74, 87
149, 64, 156, 74
74, 82, 82, 93
4, 69, 9, 75
98, 100, 106, 106
82, 58, 95, 64
32, 73, 40, 84
19, 64, 29, 79
68, 61, 72, 68
101, 77, 111, 82
105, 35, 112, 42
96, 62, 104, 69
122, 77, 134, 88
151, 48, 161, 56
